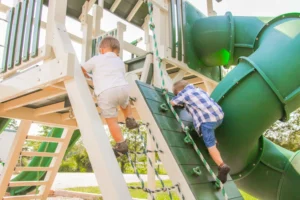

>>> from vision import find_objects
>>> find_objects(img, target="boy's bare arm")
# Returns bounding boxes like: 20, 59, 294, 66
170, 100, 185, 107
170, 100, 176, 106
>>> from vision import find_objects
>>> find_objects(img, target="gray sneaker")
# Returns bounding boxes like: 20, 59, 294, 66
113, 140, 128, 157
125, 118, 139, 129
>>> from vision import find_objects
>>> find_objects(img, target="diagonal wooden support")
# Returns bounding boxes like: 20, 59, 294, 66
110, 0, 122, 12
2, 88, 66, 112
126, 0, 143, 21
64, 68, 131, 200
0, 120, 32, 199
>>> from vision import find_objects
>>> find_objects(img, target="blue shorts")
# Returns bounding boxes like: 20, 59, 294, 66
199, 120, 223, 148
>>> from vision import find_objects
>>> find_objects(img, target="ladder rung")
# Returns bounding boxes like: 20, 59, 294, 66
15, 166, 53, 172
21, 151, 59, 157
8, 181, 47, 187
26, 135, 65, 143
3, 195, 42, 200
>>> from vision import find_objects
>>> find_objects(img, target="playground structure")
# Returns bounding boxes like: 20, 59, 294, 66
0, 0, 299, 199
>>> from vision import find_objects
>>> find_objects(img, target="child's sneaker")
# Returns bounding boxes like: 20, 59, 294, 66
113, 140, 128, 157
217, 163, 230, 183
125, 117, 139, 129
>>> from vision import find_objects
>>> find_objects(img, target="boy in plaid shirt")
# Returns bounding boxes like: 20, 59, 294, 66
171, 80, 230, 183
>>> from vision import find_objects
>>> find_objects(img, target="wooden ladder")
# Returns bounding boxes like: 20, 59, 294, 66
0, 120, 74, 200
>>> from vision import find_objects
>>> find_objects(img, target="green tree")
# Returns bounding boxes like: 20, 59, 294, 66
264, 108, 300, 152
6, 119, 18, 130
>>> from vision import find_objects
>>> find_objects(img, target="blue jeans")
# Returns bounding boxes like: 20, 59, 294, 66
199, 120, 223, 148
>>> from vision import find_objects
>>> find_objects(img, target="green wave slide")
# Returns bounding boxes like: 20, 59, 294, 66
0, 118, 81, 195
182, 2, 300, 200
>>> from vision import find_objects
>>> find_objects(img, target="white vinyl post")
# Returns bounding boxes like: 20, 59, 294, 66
117, 22, 127, 59
81, 2, 93, 62
140, 16, 154, 83
64, 64, 132, 200
150, 3, 173, 91
92, 4, 103, 38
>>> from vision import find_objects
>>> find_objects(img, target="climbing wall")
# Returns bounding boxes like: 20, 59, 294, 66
135, 81, 243, 200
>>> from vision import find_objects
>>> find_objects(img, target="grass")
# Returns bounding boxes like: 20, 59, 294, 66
66, 180, 257, 200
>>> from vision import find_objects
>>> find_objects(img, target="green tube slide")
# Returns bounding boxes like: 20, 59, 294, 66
186, 4, 300, 200
0, 119, 81, 195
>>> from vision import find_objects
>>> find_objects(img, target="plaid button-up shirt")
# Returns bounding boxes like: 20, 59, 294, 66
171, 84, 224, 130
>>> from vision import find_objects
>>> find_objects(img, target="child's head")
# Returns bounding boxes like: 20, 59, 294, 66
173, 80, 189, 95
99, 36, 120, 55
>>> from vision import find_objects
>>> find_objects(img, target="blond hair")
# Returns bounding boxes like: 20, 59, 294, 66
99, 36, 120, 53
173, 80, 189, 95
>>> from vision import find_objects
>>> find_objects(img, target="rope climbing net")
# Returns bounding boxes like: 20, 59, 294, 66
120, 122, 185, 200
146, 1, 228, 199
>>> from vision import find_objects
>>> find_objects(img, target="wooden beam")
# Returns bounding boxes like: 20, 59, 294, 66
8, 181, 47, 187
62, 106, 140, 122
49, 82, 66, 90
110, 0, 122, 12
126, 0, 143, 21
26, 135, 65, 143
3, 195, 42, 200
15, 167, 53, 172
0, 106, 77, 128
34, 102, 69, 116
123, 41, 147, 56
0, 121, 32, 198
164, 57, 218, 86
21, 152, 59, 157
79, 0, 97, 21
2, 88, 66, 112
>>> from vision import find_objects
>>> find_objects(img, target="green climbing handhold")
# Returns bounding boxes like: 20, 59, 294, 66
184, 135, 192, 144
193, 166, 202, 176
160, 103, 168, 112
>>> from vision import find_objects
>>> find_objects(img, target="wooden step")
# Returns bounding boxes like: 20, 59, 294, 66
8, 181, 47, 187
26, 135, 65, 143
3, 194, 42, 200
15, 167, 53, 172
21, 151, 59, 157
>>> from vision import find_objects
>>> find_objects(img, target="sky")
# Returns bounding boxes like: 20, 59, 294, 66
0, 0, 300, 134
